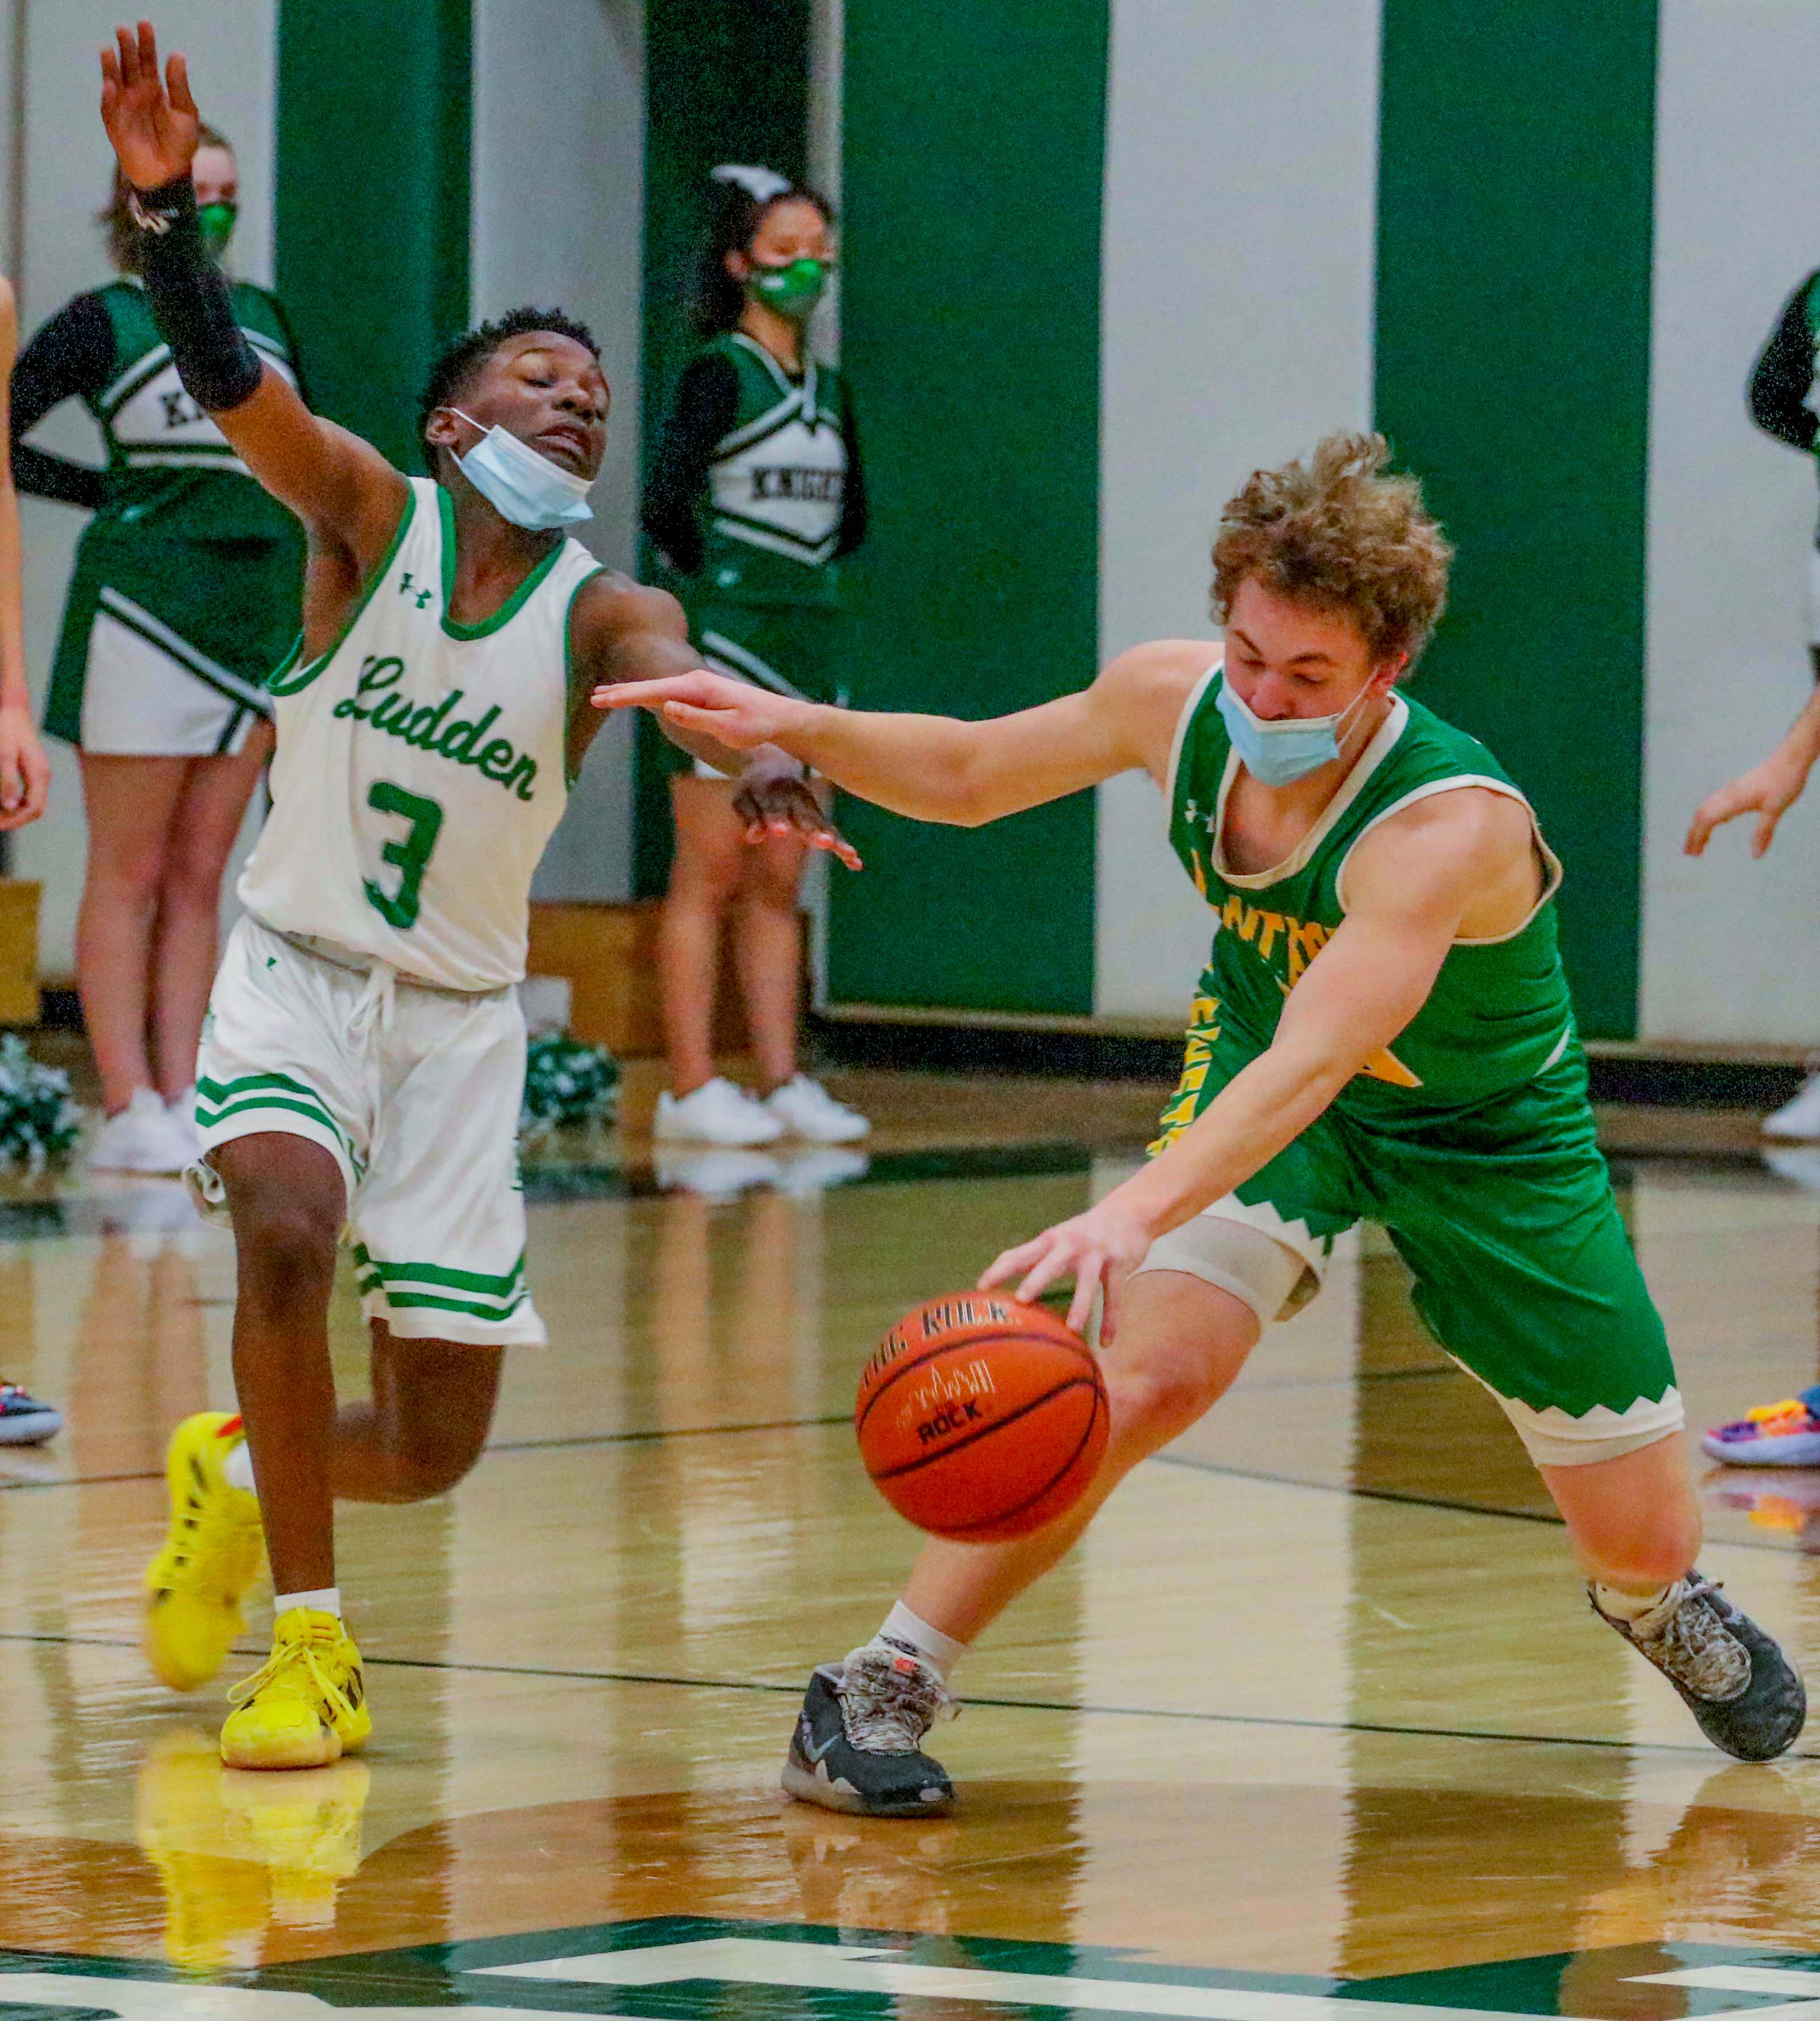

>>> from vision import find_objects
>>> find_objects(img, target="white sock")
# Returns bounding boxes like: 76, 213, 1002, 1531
222, 1437, 255, 1493
874, 1601, 967, 1681
1594, 1579, 1679, 1625
273, 1587, 341, 1621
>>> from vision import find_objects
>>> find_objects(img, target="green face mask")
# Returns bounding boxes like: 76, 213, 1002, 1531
198, 201, 238, 257
747, 256, 827, 321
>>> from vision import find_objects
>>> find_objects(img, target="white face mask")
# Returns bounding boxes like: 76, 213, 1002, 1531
450, 408, 594, 530
1215, 672, 1374, 786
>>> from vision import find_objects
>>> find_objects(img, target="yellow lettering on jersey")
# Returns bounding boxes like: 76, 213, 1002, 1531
1254, 911, 1285, 960
1357, 1047, 1423, 1088
1286, 919, 1329, 983
1149, 997, 1223, 1156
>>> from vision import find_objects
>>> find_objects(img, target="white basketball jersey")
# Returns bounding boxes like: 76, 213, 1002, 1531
239, 478, 602, 990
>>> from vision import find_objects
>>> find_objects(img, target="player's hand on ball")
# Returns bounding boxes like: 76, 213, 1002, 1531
979, 1200, 1156, 1342
593, 669, 798, 749
100, 22, 201, 190
733, 763, 863, 870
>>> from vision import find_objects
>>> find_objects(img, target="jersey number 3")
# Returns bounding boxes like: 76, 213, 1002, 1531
363, 781, 444, 930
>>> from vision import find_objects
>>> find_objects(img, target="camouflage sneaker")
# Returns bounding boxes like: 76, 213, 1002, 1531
1592, 1574, 1806, 1761
781, 1643, 955, 1817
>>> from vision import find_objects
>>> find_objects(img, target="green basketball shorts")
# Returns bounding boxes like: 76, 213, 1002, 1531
1132, 1003, 1681, 1468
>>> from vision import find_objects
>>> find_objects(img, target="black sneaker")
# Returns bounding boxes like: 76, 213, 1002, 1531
1592, 1574, 1807, 1761
0, 1383, 60, 1447
780, 1647, 955, 1817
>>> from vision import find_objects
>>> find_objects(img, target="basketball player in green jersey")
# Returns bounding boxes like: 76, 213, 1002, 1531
604, 432, 1807, 1809
102, 20, 845, 1771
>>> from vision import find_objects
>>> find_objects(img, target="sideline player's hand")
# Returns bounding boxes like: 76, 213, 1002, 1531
0, 705, 50, 832
979, 1196, 1157, 1342
100, 21, 200, 192
733, 760, 862, 870
593, 669, 800, 750
1685, 751, 1811, 858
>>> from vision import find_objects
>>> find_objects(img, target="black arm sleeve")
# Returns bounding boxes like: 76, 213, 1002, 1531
132, 176, 262, 412
835, 380, 867, 560
642, 351, 739, 576
1749, 274, 1820, 453
10, 292, 115, 510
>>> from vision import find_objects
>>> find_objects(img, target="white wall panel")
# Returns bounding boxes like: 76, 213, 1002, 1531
1095, 0, 1380, 1020
475, 0, 644, 903
1644, 2, 1820, 1044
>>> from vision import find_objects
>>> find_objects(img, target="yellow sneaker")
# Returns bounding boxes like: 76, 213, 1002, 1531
221, 1608, 371, 1771
144, 1412, 265, 1691
134, 1727, 269, 1972
220, 1757, 371, 1929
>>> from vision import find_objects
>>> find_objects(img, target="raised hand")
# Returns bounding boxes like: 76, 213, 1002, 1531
591, 668, 799, 750
100, 20, 200, 191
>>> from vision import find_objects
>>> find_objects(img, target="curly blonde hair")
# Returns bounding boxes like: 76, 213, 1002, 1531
1211, 432, 1453, 667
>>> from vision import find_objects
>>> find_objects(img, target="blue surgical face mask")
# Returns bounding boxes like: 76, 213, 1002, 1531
1215, 671, 1374, 786
450, 409, 594, 530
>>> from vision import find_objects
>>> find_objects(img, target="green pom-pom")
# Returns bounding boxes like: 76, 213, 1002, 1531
520, 1030, 619, 1134
0, 1036, 81, 1166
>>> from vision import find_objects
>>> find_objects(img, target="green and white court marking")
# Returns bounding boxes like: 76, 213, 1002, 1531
6, 1918, 1820, 2021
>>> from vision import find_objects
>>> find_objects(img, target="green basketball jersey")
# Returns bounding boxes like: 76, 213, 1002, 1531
85, 278, 301, 545
1160, 660, 1575, 1138
694, 331, 847, 609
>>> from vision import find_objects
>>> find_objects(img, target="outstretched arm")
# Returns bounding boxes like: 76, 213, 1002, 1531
0, 280, 50, 829
99, 21, 405, 573
981, 790, 1528, 1338
593, 639, 1197, 825
570, 577, 860, 867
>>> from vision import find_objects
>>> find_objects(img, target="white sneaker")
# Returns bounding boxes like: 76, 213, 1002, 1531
1764, 1073, 1820, 1141
653, 1147, 782, 1200
654, 1076, 784, 1146
166, 1086, 202, 1160
88, 1088, 198, 1174
764, 1073, 870, 1144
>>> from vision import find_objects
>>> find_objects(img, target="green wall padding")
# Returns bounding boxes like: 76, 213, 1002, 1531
275, 0, 471, 472
829, 2, 1107, 1014
632, 0, 812, 899
1375, 1, 1658, 1040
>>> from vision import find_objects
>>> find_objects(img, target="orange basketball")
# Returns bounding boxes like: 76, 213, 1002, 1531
856, 1291, 1109, 1542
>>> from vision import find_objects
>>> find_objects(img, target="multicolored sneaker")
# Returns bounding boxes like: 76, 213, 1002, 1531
781, 1645, 955, 1817
144, 1412, 265, 1691
0, 1383, 60, 1445
1592, 1574, 1807, 1761
1701, 1386, 1820, 1467
220, 1608, 370, 1771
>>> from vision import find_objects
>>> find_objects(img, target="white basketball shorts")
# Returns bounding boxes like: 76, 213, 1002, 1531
191, 915, 545, 1346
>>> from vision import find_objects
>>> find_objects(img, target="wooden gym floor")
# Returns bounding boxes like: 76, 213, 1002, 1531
3, 1065, 1820, 2016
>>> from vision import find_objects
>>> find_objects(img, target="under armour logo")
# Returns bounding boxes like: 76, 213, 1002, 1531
398, 572, 434, 610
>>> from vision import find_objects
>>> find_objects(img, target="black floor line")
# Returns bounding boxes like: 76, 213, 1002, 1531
6, 1426, 1798, 1564
0, 1627, 1773, 1762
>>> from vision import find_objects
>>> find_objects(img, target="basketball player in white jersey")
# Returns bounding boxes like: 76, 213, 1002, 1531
102, 21, 849, 1770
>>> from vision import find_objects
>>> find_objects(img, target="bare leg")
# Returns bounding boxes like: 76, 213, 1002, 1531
901, 1271, 1262, 1646
76, 754, 189, 1115
1540, 1432, 1703, 1593
213, 1134, 504, 1591
148, 729, 272, 1100
332, 1321, 502, 1503
659, 777, 749, 1096
734, 801, 812, 1094
213, 1132, 347, 1595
